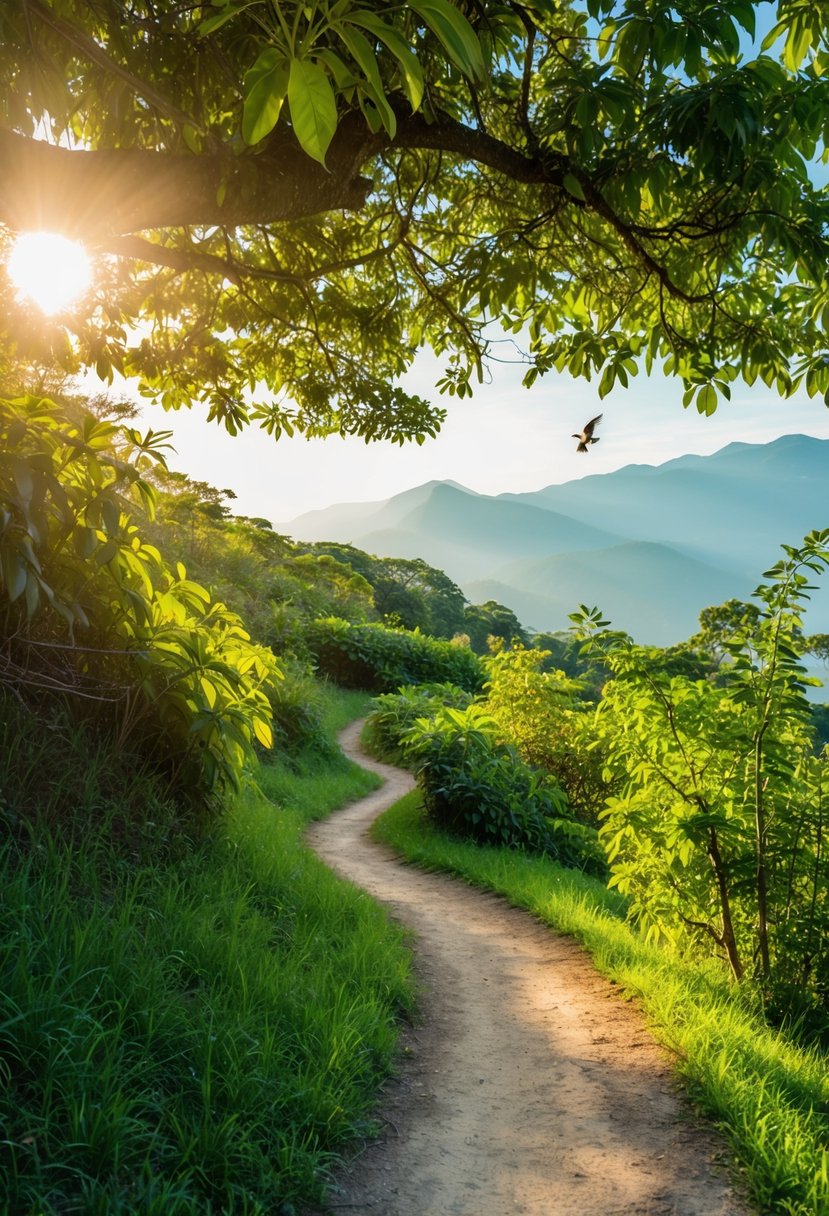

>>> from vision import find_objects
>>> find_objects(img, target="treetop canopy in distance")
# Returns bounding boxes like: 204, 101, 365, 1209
2, 0, 829, 441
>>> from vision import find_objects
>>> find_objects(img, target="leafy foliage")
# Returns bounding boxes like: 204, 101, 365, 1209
482, 644, 614, 826
0, 392, 280, 804
363, 681, 474, 762
402, 704, 605, 872
462, 599, 528, 654
147, 477, 376, 655
4, 2, 829, 439
306, 543, 467, 638
573, 532, 829, 1029
307, 615, 485, 692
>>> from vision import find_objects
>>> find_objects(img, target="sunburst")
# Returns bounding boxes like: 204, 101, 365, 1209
8, 231, 93, 315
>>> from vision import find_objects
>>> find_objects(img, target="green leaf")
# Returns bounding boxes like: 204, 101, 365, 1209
337, 24, 384, 96
1, 548, 27, 602
182, 123, 202, 154
288, 58, 338, 165
563, 173, 586, 201
410, 0, 485, 81
243, 49, 290, 145
101, 496, 121, 536
73, 526, 98, 559
315, 48, 357, 91
253, 715, 273, 747
347, 11, 425, 110
24, 571, 39, 617
696, 384, 717, 415
336, 25, 397, 136
197, 1, 255, 36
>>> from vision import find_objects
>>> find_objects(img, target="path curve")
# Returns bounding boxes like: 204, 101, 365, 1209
305, 720, 752, 1216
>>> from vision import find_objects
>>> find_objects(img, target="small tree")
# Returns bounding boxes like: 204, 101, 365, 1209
482, 644, 612, 825
573, 533, 829, 1022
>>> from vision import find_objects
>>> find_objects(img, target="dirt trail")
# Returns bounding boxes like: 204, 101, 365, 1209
305, 721, 752, 1216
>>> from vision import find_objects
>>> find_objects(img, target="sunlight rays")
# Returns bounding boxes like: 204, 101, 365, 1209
7, 231, 92, 315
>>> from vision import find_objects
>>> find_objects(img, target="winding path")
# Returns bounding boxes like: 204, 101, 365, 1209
305, 721, 753, 1216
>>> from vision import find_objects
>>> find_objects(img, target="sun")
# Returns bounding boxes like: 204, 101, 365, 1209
7, 231, 93, 315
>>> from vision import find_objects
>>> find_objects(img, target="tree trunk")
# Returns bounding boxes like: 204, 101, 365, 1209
707, 825, 744, 981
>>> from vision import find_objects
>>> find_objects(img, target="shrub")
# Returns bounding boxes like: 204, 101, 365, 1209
307, 616, 485, 693
403, 706, 605, 874
266, 657, 336, 759
364, 682, 474, 762
483, 645, 614, 826
0, 393, 280, 809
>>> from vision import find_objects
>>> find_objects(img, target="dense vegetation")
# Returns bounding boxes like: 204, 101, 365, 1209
4, 2, 829, 1209
366, 537, 829, 1039
0, 680, 416, 1214
6, 2, 829, 437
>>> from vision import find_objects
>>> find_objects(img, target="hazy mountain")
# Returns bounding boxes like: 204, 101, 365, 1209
498, 434, 828, 575
469, 542, 754, 644
284, 480, 457, 541
289, 481, 621, 581
282, 435, 829, 644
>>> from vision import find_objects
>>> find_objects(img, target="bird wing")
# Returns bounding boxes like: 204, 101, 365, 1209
584, 413, 603, 437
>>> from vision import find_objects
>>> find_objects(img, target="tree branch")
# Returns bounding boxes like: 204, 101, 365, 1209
0, 123, 376, 237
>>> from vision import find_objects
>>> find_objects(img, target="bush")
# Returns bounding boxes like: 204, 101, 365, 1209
307, 617, 485, 693
403, 706, 606, 874
364, 683, 474, 762
0, 393, 281, 810
483, 645, 614, 826
266, 657, 336, 759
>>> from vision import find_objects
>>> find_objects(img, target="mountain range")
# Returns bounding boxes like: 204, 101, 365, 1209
282, 434, 829, 646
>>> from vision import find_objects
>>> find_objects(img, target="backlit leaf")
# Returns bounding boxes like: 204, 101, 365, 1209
243, 49, 290, 145
410, 0, 485, 80
288, 58, 338, 165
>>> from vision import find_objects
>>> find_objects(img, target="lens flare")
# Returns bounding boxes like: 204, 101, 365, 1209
8, 231, 92, 315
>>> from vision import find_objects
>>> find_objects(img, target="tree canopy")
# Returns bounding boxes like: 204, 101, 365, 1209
3, 0, 829, 441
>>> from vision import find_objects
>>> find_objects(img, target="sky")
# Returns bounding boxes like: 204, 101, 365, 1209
135, 346, 829, 528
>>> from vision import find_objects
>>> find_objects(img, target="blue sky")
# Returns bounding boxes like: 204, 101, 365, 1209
138, 348, 829, 525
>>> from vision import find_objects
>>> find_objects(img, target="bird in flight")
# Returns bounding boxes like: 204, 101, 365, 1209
573, 414, 602, 452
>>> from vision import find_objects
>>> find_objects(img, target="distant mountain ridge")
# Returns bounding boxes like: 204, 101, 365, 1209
282, 435, 829, 644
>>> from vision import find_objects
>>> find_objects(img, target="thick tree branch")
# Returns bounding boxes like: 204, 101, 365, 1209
107, 235, 246, 284
0, 110, 718, 312
0, 123, 376, 237
392, 110, 559, 184
0, 104, 560, 243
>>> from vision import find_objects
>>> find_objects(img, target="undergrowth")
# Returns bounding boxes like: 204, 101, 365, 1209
372, 790, 829, 1216
0, 685, 412, 1215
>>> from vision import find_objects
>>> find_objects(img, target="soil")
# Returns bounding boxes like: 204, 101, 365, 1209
304, 720, 754, 1216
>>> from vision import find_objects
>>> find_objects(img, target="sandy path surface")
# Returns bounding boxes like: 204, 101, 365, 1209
305, 721, 753, 1216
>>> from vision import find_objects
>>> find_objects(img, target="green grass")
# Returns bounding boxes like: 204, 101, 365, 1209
373, 790, 829, 1216
0, 686, 412, 1215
